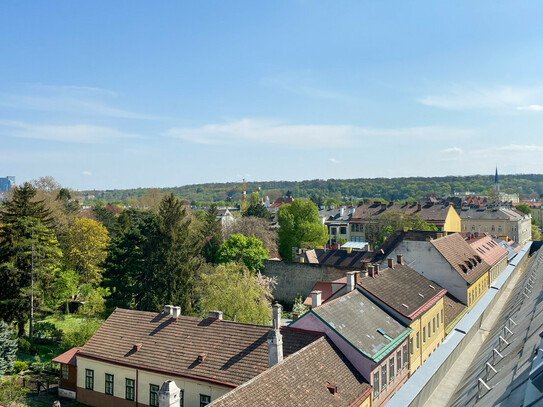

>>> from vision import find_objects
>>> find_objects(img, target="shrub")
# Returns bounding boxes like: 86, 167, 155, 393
33, 322, 62, 341
0, 375, 29, 406
12, 361, 26, 373
61, 320, 101, 350
17, 338, 30, 354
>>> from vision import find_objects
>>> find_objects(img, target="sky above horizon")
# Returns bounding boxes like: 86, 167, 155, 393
1, 1, 543, 190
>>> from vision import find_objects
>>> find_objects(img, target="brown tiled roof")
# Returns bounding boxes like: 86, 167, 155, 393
79, 308, 319, 387
431, 233, 490, 285
351, 202, 453, 226
208, 336, 372, 407
313, 249, 369, 269
462, 233, 508, 267
356, 264, 447, 320
303, 281, 346, 306
52, 347, 81, 366
443, 293, 467, 332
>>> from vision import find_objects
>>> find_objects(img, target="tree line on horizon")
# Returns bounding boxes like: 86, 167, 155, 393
84, 173, 543, 205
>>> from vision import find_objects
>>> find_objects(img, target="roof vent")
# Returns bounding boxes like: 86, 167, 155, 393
429, 284, 435, 290
197, 353, 207, 363
402, 303, 409, 308
133, 343, 142, 352
326, 382, 338, 395
418, 293, 424, 298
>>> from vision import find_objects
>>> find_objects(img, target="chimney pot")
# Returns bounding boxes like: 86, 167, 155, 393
208, 310, 223, 320
396, 254, 404, 265
272, 302, 282, 330
374, 263, 380, 275
311, 290, 322, 308
368, 265, 375, 278
268, 303, 283, 367
163, 305, 173, 315
388, 258, 394, 269
346, 271, 358, 292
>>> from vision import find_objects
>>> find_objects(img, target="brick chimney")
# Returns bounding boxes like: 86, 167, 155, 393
368, 265, 375, 278
381, 203, 387, 210
388, 258, 394, 269
417, 203, 422, 211
374, 263, 380, 276
267, 303, 283, 367
396, 254, 404, 265
208, 310, 223, 320
311, 290, 322, 308
158, 380, 181, 407
346, 271, 359, 292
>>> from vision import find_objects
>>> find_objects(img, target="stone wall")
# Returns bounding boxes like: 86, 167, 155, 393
262, 260, 348, 304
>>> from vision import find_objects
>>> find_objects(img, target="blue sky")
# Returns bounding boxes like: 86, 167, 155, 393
1, 1, 543, 190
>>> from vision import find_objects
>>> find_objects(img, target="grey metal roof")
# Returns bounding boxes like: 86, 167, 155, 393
312, 289, 410, 362
448, 246, 543, 406
494, 237, 517, 261
459, 206, 525, 221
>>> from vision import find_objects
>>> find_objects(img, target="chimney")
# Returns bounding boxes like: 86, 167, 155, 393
417, 203, 422, 211
397, 254, 404, 265
208, 310, 223, 320
311, 290, 322, 308
362, 261, 370, 270
388, 201, 394, 207
350, 207, 355, 215
374, 263, 380, 276
267, 303, 283, 367
163, 305, 173, 315
368, 265, 375, 278
171, 306, 181, 319
381, 203, 387, 210
346, 271, 358, 292
340, 207, 345, 217
388, 258, 394, 269
158, 380, 181, 407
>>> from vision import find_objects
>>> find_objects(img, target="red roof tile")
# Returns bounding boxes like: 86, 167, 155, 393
52, 347, 81, 366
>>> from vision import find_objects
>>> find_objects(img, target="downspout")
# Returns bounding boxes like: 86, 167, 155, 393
136, 368, 139, 407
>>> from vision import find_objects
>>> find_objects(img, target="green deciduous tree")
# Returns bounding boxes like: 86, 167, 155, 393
65, 218, 110, 285
224, 216, 279, 258
278, 200, 329, 260
532, 224, 541, 241
367, 211, 438, 246
0, 321, 16, 377
516, 204, 532, 215
200, 262, 273, 324
216, 234, 268, 271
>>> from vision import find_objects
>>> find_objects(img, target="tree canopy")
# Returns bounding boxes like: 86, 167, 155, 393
216, 234, 268, 272
278, 200, 328, 260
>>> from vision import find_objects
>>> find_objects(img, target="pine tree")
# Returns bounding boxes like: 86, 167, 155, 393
201, 203, 222, 263
0, 321, 17, 376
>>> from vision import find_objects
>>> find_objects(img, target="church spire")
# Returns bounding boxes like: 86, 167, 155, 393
494, 167, 499, 192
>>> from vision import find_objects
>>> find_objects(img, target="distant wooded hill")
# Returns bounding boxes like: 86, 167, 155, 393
84, 174, 543, 204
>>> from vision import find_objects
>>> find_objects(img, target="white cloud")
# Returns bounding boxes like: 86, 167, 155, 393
0, 84, 162, 120
419, 85, 540, 110
516, 105, 543, 111
329, 158, 340, 163
82, 171, 93, 176
441, 147, 464, 154
0, 120, 139, 144
164, 118, 474, 148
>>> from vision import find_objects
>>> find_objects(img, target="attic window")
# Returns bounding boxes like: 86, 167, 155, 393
326, 382, 338, 395
460, 264, 468, 273
197, 353, 207, 363
475, 255, 482, 263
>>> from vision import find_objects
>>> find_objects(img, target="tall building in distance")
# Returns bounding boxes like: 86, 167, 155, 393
0, 176, 15, 192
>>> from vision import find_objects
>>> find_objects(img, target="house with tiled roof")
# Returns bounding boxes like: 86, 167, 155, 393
71, 306, 319, 407
378, 232, 492, 310
208, 336, 372, 407
290, 288, 411, 407
318, 206, 357, 245
460, 206, 531, 245
461, 232, 508, 284
303, 257, 447, 375
52, 346, 81, 399
348, 201, 461, 243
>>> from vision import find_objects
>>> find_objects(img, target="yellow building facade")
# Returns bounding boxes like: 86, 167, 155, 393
467, 271, 489, 310
408, 297, 445, 375
443, 207, 461, 233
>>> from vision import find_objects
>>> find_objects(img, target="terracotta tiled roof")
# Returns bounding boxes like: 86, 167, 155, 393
356, 264, 447, 320
208, 336, 372, 407
431, 233, 490, 285
462, 233, 508, 267
52, 347, 81, 366
78, 308, 319, 387
303, 281, 346, 306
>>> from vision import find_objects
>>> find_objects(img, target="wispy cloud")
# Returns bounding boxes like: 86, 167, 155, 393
516, 104, 543, 111
163, 118, 474, 148
419, 85, 542, 110
329, 158, 340, 163
261, 71, 352, 100
0, 120, 139, 144
0, 84, 162, 120
82, 171, 93, 176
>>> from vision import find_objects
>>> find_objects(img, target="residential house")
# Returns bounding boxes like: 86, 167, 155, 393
318, 206, 357, 244
71, 307, 318, 407
208, 336, 372, 407
460, 206, 531, 245
379, 232, 491, 310
52, 347, 81, 399
290, 288, 411, 407
216, 208, 235, 228
303, 259, 447, 375
349, 201, 461, 243
461, 232, 508, 284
